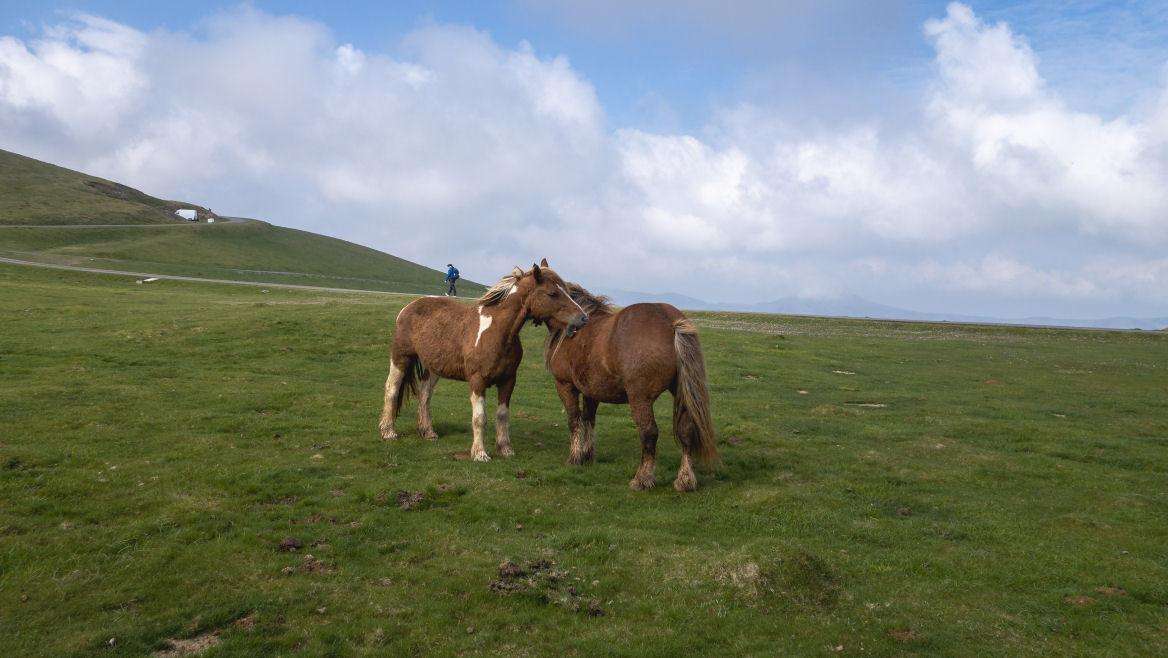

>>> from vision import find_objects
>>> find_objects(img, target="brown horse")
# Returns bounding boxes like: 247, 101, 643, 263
542, 262, 717, 491
378, 264, 588, 461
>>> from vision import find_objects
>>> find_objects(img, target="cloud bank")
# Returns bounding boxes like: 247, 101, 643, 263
2, 3, 1166, 316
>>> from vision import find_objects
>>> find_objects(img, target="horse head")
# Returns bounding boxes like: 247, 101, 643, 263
520, 259, 588, 337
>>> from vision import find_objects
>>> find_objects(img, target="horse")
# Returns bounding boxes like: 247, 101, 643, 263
540, 261, 717, 491
378, 263, 589, 462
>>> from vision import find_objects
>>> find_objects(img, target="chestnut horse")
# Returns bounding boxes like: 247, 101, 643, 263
542, 264, 717, 491
378, 264, 588, 461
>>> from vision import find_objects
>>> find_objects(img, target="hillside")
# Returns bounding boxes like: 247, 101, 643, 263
0, 149, 482, 296
0, 149, 216, 225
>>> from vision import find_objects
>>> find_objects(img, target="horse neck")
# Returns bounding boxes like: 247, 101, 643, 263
546, 311, 607, 370
483, 290, 528, 344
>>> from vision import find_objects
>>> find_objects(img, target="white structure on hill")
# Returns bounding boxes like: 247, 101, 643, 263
175, 208, 198, 221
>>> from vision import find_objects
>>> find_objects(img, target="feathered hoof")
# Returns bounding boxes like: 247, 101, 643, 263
472, 449, 491, 462
380, 427, 399, 441
419, 428, 439, 441
496, 444, 515, 458
673, 473, 697, 493
629, 474, 656, 491
566, 453, 588, 466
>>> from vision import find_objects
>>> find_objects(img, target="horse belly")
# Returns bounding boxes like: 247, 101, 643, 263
578, 371, 627, 404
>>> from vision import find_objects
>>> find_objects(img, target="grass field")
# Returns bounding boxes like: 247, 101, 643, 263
0, 222, 483, 297
2, 264, 1166, 656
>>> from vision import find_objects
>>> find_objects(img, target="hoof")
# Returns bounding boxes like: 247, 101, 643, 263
472, 449, 491, 462
629, 475, 656, 491
566, 453, 587, 466
380, 427, 399, 441
496, 444, 515, 458
419, 428, 439, 441
673, 475, 697, 492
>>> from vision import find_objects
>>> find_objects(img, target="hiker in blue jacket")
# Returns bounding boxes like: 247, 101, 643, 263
444, 263, 459, 296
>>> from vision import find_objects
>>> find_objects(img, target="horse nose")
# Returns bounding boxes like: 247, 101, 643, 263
577, 313, 588, 326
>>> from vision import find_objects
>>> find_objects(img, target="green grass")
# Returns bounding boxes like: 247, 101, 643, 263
0, 222, 484, 297
0, 148, 479, 296
2, 263, 1166, 656
0, 149, 203, 226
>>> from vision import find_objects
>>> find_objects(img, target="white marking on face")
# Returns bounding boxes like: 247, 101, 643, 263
475, 306, 493, 346
508, 284, 518, 296
559, 285, 586, 315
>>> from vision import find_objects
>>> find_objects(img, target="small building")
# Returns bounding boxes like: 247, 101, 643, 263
206, 217, 215, 223
175, 209, 198, 221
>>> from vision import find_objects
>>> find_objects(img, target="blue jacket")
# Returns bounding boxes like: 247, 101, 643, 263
445, 266, 459, 281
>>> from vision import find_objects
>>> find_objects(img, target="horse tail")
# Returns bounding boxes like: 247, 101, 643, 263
672, 318, 717, 465
396, 355, 426, 406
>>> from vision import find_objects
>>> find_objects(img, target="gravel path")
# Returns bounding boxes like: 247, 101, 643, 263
0, 255, 474, 299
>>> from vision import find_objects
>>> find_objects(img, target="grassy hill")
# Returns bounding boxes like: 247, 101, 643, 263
0, 149, 214, 225
0, 149, 483, 296
2, 263, 1166, 655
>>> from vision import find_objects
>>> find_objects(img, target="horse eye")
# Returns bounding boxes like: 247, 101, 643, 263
548, 290, 559, 298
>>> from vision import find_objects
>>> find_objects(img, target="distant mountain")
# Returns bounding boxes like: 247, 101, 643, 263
599, 288, 1168, 331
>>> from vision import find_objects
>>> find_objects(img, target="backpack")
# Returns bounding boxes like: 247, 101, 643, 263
450, 267, 459, 280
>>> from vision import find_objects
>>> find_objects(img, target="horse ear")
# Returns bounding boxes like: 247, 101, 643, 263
531, 263, 543, 282
540, 258, 549, 267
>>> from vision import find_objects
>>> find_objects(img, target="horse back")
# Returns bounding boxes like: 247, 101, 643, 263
611, 303, 686, 367
566, 303, 684, 401
393, 296, 475, 379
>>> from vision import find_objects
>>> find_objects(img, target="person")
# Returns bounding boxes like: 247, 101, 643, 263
444, 263, 460, 296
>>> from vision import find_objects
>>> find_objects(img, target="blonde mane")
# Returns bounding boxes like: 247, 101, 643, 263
544, 280, 615, 368
478, 267, 526, 306
562, 281, 615, 316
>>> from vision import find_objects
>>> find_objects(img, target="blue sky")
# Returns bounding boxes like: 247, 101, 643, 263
2, 1, 1168, 318
5, 1, 1165, 128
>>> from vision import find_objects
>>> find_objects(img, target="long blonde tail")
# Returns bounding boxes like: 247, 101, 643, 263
672, 319, 717, 464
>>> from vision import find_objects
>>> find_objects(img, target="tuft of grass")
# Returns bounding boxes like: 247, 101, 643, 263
2, 263, 1167, 655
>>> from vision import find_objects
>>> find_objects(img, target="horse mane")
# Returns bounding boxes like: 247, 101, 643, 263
544, 281, 614, 368
562, 281, 614, 316
478, 267, 526, 306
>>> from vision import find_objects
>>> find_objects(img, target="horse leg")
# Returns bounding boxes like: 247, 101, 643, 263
415, 370, 440, 440
378, 356, 409, 440
580, 396, 599, 464
629, 398, 658, 491
468, 379, 490, 462
558, 382, 586, 465
494, 375, 516, 458
672, 391, 699, 492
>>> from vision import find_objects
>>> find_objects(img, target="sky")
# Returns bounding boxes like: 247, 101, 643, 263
2, 1, 1168, 319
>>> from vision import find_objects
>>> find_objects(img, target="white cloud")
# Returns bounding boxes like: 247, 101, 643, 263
1, 3, 1166, 316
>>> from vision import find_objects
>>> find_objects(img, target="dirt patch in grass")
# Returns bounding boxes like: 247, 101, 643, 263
1064, 595, 1095, 606
153, 630, 220, 657
717, 551, 841, 610
396, 490, 425, 510
887, 628, 919, 643
489, 559, 604, 616
1095, 586, 1127, 597
282, 553, 333, 575
278, 537, 303, 552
